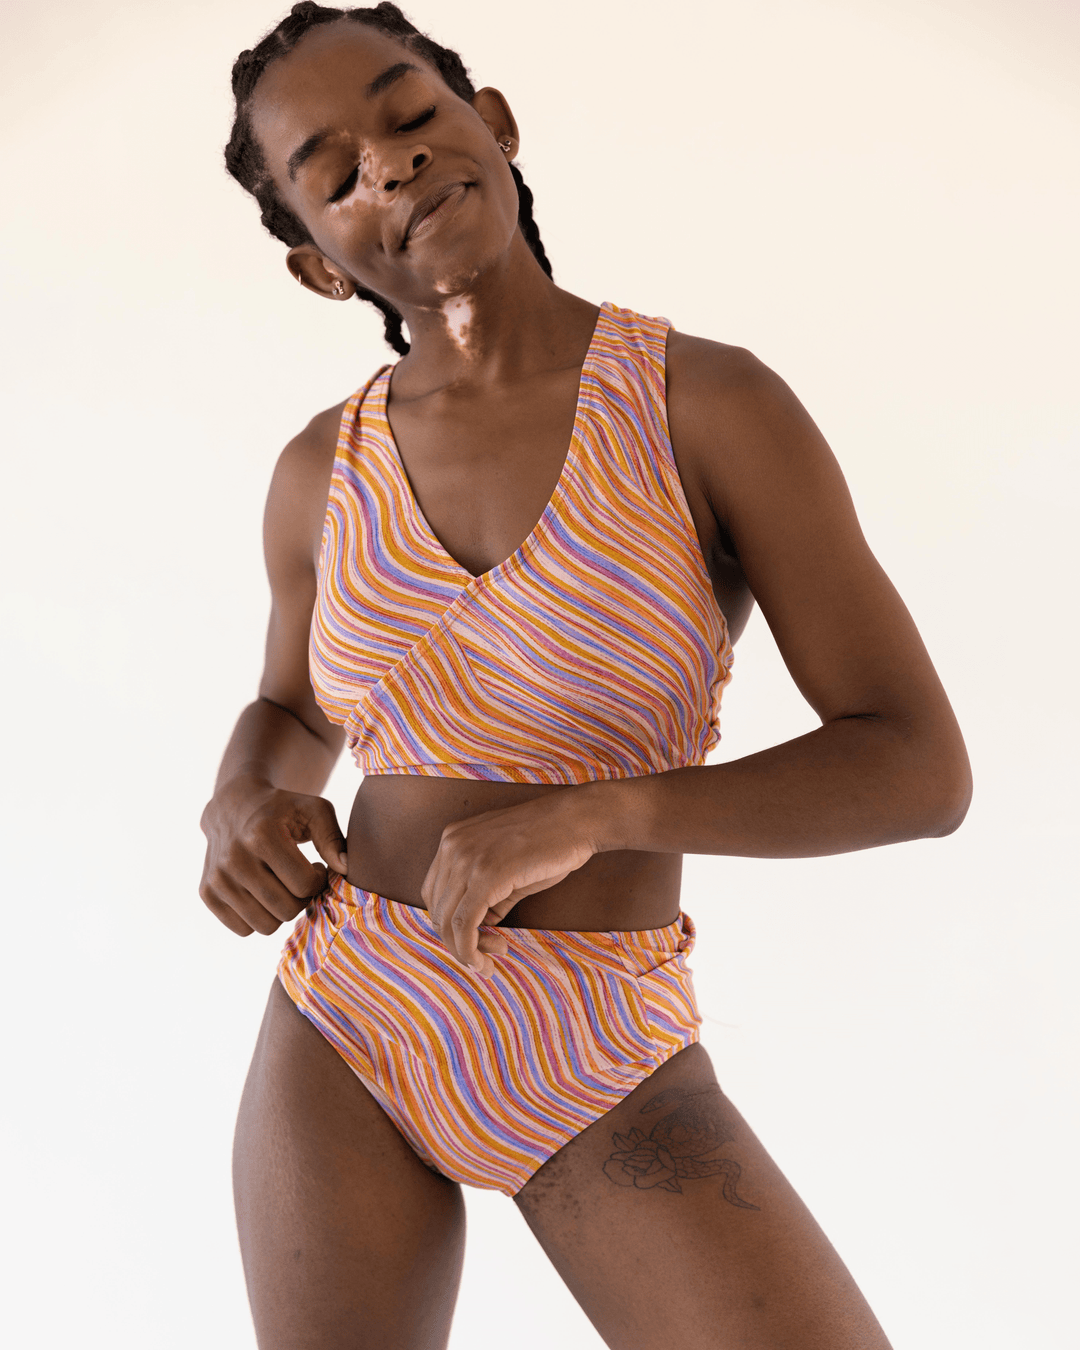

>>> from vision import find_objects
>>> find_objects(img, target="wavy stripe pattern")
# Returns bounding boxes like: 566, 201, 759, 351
278, 876, 701, 1194
308, 302, 735, 783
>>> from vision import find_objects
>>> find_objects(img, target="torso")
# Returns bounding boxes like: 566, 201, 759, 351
305, 304, 755, 931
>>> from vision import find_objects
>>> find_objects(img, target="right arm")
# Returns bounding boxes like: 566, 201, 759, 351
199, 404, 349, 937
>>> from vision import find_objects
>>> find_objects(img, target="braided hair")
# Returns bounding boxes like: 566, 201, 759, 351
225, 1, 553, 356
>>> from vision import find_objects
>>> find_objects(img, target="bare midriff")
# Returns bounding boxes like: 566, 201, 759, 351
346, 775, 682, 932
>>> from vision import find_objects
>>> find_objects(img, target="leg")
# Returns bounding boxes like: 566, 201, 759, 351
233, 980, 466, 1350
515, 1043, 892, 1350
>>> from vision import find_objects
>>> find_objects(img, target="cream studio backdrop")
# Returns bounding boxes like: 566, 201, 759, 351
1, 0, 1077, 1346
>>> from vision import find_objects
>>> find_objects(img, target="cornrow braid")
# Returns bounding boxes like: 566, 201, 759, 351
224, 1, 553, 357
509, 161, 552, 281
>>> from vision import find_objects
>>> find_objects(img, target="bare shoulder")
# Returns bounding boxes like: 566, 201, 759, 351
265, 399, 349, 578
666, 329, 817, 455
271, 399, 348, 520
665, 327, 771, 394
665, 327, 851, 535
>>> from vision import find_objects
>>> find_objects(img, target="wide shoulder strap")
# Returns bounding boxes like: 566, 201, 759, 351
315, 364, 393, 576
583, 303, 686, 508
336, 362, 394, 462
596, 302, 672, 373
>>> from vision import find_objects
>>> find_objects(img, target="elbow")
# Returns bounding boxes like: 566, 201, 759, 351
870, 710, 973, 841
917, 749, 973, 839
851, 708, 973, 842
924, 781, 972, 837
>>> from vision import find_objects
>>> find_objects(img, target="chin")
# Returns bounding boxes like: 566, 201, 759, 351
422, 223, 518, 298
431, 262, 486, 297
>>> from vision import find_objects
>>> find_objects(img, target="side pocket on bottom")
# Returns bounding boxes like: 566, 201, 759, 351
631, 948, 702, 1054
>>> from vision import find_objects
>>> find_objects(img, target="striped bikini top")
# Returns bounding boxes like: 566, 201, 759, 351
309, 301, 734, 785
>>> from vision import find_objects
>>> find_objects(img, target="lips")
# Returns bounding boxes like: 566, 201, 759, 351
401, 181, 469, 246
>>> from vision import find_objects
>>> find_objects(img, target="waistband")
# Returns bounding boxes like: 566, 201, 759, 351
320, 872, 694, 969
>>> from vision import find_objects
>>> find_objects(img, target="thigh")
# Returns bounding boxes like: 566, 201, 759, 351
233, 979, 466, 1350
515, 1043, 893, 1350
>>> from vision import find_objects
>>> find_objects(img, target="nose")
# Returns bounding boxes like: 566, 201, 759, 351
368, 145, 432, 194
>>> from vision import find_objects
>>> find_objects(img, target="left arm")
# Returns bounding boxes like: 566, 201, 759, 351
423, 335, 971, 971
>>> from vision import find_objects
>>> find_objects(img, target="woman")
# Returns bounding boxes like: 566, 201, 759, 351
200, 3, 971, 1346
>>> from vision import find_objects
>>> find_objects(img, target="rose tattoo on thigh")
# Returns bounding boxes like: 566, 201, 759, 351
603, 1085, 759, 1207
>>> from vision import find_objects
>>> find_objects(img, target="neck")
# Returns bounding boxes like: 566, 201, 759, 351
391, 234, 596, 394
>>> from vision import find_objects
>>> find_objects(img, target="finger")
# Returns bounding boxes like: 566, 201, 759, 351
498, 870, 575, 905
213, 907, 255, 937
421, 857, 464, 950
237, 860, 310, 924
459, 930, 497, 979
259, 835, 331, 900
448, 903, 481, 972
303, 799, 349, 875
422, 842, 511, 973
200, 884, 254, 937
481, 898, 519, 925
451, 882, 513, 972
476, 931, 509, 959
214, 873, 284, 937
419, 844, 451, 914
420, 814, 483, 913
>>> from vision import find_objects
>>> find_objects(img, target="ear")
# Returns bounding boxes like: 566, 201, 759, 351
470, 86, 520, 160
287, 244, 354, 300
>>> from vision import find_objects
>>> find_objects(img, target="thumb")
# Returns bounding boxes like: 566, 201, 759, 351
305, 798, 349, 875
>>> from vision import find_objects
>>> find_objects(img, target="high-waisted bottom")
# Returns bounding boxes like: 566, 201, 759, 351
278, 872, 701, 1196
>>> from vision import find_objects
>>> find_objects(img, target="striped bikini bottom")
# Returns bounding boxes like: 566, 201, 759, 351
277, 873, 701, 1195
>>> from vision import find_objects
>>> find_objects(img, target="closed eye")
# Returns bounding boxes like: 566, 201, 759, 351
398, 105, 436, 133
328, 166, 359, 203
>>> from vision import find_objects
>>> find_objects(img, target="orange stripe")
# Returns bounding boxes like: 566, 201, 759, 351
308, 302, 733, 785
278, 882, 700, 1194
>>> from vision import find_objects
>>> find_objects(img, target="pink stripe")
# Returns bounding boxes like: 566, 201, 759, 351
308, 302, 734, 784
278, 879, 701, 1194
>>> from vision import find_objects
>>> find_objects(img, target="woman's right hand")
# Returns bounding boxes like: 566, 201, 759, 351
199, 772, 349, 936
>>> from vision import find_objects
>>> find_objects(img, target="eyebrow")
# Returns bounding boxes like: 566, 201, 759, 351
286, 62, 424, 182
365, 60, 421, 98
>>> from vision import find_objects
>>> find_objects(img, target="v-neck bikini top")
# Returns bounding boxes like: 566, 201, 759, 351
309, 301, 734, 785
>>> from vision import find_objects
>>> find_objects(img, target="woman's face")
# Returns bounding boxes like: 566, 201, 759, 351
250, 21, 520, 310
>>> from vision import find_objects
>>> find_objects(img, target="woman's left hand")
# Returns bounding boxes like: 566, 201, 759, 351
420, 790, 600, 977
